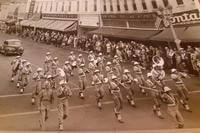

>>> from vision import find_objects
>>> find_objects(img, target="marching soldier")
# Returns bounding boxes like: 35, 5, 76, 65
88, 58, 97, 77
44, 52, 52, 75
63, 61, 72, 83
88, 51, 95, 62
68, 51, 77, 70
10, 56, 21, 82
17, 59, 27, 89
110, 75, 124, 123
57, 81, 72, 131
133, 62, 146, 94
92, 69, 105, 109
113, 55, 122, 77
151, 64, 166, 89
161, 86, 184, 128
106, 62, 114, 92
96, 53, 105, 72
78, 64, 87, 99
77, 54, 85, 67
121, 69, 135, 107
32, 68, 45, 105
145, 73, 164, 119
51, 57, 59, 77
38, 75, 54, 130
171, 69, 192, 112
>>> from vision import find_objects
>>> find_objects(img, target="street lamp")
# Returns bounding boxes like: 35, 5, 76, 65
157, 5, 181, 50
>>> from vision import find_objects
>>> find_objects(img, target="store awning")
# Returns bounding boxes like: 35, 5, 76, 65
89, 28, 161, 40
150, 27, 200, 42
150, 28, 185, 42
20, 19, 37, 27
33, 19, 55, 28
46, 20, 77, 31
181, 26, 200, 42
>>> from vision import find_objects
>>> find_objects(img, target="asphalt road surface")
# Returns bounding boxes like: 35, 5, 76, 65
0, 33, 200, 132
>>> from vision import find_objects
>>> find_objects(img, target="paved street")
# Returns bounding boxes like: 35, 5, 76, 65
0, 33, 200, 132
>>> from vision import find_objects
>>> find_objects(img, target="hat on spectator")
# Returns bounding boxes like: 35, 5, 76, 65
79, 54, 82, 57
134, 62, 139, 65
70, 51, 74, 54
37, 68, 43, 72
94, 69, 100, 73
163, 86, 171, 92
99, 53, 102, 56
147, 73, 152, 77
171, 68, 177, 73
65, 61, 69, 64
54, 57, 58, 60
46, 52, 50, 55
111, 75, 117, 80
106, 62, 112, 65
124, 69, 130, 73
80, 64, 85, 67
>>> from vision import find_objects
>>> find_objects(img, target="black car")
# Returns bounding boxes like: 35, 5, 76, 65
0, 39, 24, 56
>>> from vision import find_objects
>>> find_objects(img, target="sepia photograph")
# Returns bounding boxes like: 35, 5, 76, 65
0, 0, 200, 132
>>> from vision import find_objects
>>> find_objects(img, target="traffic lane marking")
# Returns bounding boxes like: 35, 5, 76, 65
0, 97, 150, 118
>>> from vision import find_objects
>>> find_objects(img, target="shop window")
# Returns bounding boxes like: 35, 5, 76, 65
163, 0, 169, 7
151, 0, 158, 9
69, 1, 71, 12
94, 0, 97, 11
117, 0, 121, 11
142, 0, 147, 10
176, 0, 184, 5
103, 0, 107, 11
62, 2, 64, 12
77, 1, 79, 12
110, 0, 113, 12
124, 0, 128, 11
85, 0, 88, 12
132, 0, 137, 11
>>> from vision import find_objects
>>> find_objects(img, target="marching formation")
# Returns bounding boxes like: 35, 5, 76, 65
10, 50, 193, 131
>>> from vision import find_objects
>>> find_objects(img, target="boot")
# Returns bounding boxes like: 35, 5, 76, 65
11, 77, 14, 82
63, 114, 67, 120
97, 101, 102, 110
130, 100, 136, 107
157, 111, 164, 119
20, 88, 24, 94
17, 82, 20, 88
59, 124, 64, 131
117, 114, 124, 123
79, 92, 84, 99
184, 104, 192, 112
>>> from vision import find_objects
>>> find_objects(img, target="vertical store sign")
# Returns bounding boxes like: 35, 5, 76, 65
28, 0, 36, 18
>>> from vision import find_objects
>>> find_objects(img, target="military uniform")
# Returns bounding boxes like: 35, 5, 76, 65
161, 87, 184, 128
113, 56, 122, 77
63, 62, 72, 82
151, 66, 166, 88
78, 64, 87, 99
56, 81, 72, 131
110, 75, 124, 123
92, 70, 105, 109
88, 59, 97, 76
96, 53, 104, 72
68, 53, 77, 70
121, 70, 135, 107
44, 54, 52, 74
10, 56, 21, 82
171, 69, 191, 112
38, 80, 54, 130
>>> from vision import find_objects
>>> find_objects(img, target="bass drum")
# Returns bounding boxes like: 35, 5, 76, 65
152, 55, 164, 67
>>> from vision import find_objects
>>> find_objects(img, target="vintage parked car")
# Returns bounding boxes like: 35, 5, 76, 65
0, 39, 24, 56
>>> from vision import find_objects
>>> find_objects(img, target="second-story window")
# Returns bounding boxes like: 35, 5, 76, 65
176, 0, 184, 5
69, 1, 71, 12
50, 2, 53, 12
62, 2, 64, 12
151, 0, 158, 9
94, 0, 97, 11
124, 0, 128, 11
77, 1, 79, 12
85, 0, 88, 12
163, 0, 169, 7
132, 0, 137, 11
142, 0, 147, 10
110, 0, 113, 12
55, 2, 58, 12
103, 0, 107, 12
117, 0, 121, 11
45, 1, 48, 11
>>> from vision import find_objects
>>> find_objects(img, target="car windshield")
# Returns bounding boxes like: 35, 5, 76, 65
8, 41, 21, 46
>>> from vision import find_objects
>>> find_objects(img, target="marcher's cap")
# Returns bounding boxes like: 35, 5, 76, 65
106, 62, 111, 65
16, 56, 21, 59
152, 64, 157, 68
37, 68, 43, 72
79, 54, 82, 57
22, 59, 27, 63
114, 55, 118, 58
47, 75, 52, 79
111, 75, 117, 80
124, 69, 130, 73
65, 61, 69, 64
89, 51, 93, 54
147, 73, 152, 77
134, 62, 139, 65
46, 52, 50, 55
163, 86, 171, 92
99, 53, 102, 56
171, 68, 177, 73
54, 57, 58, 60
26, 62, 31, 66
70, 51, 74, 54
80, 64, 85, 67
59, 80, 67, 85
94, 69, 100, 73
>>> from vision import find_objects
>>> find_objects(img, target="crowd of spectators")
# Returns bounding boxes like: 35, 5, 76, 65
15, 27, 200, 76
